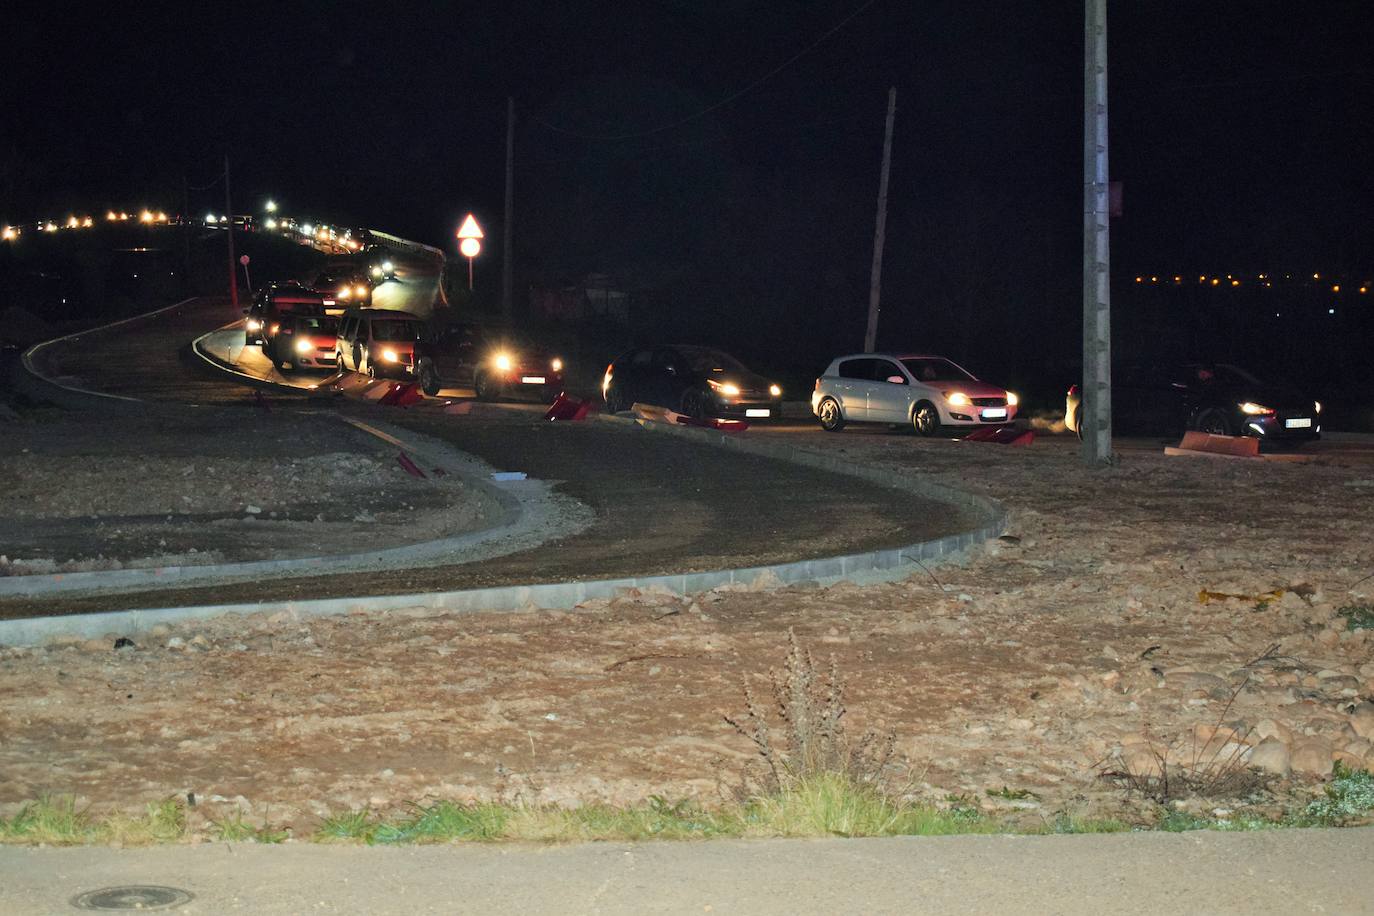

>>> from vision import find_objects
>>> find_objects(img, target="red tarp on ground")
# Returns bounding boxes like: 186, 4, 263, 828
963, 425, 1034, 446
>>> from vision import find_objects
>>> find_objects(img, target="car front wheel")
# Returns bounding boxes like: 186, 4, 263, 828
475, 371, 499, 401
1193, 407, 1232, 436
817, 397, 845, 432
680, 388, 708, 420
913, 401, 942, 437
416, 358, 441, 396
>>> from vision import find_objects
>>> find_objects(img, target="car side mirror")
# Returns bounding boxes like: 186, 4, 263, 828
886, 375, 906, 385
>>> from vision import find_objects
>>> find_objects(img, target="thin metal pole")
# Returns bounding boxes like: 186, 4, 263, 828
502, 96, 515, 321
1082, 0, 1112, 465
224, 153, 239, 313
864, 87, 897, 354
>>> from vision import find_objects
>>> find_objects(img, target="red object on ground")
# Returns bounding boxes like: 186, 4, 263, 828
674, 414, 749, 433
378, 383, 423, 407
1172, 430, 1259, 458
544, 394, 595, 421
396, 451, 427, 478
963, 425, 1034, 446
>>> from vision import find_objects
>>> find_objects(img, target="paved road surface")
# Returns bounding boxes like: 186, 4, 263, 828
2, 829, 1371, 914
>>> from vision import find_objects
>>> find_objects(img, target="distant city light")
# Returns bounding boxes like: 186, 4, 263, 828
1332, 284, 1340, 293
1211, 278, 1220, 286
1230, 279, 1240, 287
140, 210, 154, 223
265, 199, 277, 212
1329, 308, 1336, 314
1, 226, 16, 240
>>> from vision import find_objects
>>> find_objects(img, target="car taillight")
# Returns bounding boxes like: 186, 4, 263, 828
1068, 384, 1079, 396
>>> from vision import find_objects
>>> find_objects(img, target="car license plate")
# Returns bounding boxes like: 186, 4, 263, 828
745, 408, 771, 418
1285, 417, 1312, 429
981, 408, 1007, 419
521, 376, 546, 385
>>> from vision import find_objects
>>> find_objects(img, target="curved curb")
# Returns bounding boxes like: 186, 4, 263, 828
16, 296, 202, 410
188, 324, 329, 397
0, 414, 1005, 645
0, 416, 584, 598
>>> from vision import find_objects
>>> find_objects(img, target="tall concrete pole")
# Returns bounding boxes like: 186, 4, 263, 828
864, 87, 897, 354
224, 154, 239, 313
502, 97, 515, 322
1082, 0, 1112, 465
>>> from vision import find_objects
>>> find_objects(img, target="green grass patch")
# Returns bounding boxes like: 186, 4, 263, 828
1336, 604, 1374, 631
0, 796, 186, 846
209, 811, 290, 844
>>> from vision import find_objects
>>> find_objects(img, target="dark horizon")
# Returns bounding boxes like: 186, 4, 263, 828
5, 1, 1372, 370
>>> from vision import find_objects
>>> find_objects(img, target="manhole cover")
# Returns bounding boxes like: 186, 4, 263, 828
70, 885, 193, 911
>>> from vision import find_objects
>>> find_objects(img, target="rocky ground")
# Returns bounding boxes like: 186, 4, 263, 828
1, 429, 1372, 835
0, 407, 499, 574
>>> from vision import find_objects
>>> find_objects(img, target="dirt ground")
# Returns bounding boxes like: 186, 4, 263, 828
0, 407, 498, 575
1, 431, 1373, 834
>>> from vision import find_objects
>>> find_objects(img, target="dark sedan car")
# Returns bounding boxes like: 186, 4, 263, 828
602, 345, 783, 419
414, 321, 565, 401
1067, 362, 1321, 443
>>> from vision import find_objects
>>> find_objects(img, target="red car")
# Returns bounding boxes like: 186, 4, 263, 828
264, 313, 338, 372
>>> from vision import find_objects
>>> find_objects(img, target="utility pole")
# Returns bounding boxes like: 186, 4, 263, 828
181, 173, 191, 294
224, 153, 239, 313
864, 87, 896, 354
502, 97, 516, 322
1082, 0, 1112, 466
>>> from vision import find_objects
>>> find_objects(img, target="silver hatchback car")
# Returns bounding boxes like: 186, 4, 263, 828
812, 353, 1019, 436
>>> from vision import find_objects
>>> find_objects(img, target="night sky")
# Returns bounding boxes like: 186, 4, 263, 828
4, 1, 1372, 366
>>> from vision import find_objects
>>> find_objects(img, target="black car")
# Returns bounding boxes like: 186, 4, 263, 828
602, 345, 783, 420
1067, 362, 1321, 443
311, 270, 372, 311
414, 321, 565, 402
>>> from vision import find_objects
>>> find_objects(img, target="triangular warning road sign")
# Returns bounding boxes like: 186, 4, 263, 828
457, 214, 484, 239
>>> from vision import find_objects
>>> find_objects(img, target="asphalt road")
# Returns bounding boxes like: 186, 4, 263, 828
3, 829, 1372, 915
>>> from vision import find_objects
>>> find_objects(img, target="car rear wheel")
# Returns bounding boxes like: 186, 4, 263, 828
680, 388, 708, 420
913, 401, 942, 437
817, 397, 845, 432
1193, 407, 1232, 436
417, 359, 441, 396
604, 385, 630, 414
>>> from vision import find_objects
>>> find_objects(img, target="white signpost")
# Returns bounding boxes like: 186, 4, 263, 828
456, 214, 483, 290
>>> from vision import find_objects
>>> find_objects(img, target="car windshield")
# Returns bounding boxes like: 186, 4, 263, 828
900, 358, 974, 382
676, 346, 748, 374
296, 317, 336, 334
372, 319, 419, 342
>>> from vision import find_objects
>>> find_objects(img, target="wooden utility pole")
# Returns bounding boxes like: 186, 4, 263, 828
224, 154, 239, 313
502, 97, 515, 322
864, 87, 896, 353
1082, 0, 1112, 465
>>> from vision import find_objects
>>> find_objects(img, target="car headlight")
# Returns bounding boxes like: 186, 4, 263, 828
550, 358, 563, 372
708, 379, 741, 397
371, 266, 382, 277
493, 352, 513, 372
356, 285, 368, 296
1006, 391, 1018, 407
294, 338, 312, 354
382, 261, 394, 272
245, 319, 262, 332
338, 287, 351, 299
1239, 402, 1274, 415
382, 348, 399, 363
769, 384, 782, 397
1314, 400, 1322, 414
946, 391, 970, 407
